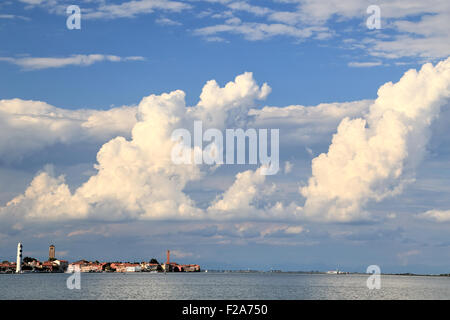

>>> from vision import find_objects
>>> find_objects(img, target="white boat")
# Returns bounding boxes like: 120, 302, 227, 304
326, 270, 339, 274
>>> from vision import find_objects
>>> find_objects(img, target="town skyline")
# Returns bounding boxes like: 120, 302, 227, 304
1, 243, 201, 274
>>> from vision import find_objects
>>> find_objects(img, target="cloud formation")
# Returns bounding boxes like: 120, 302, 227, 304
194, 0, 450, 59
0, 98, 137, 162
248, 100, 372, 146
348, 61, 383, 68
13, 0, 450, 60
17, 0, 191, 19
0, 72, 270, 225
208, 167, 267, 218
1, 58, 449, 228
83, 0, 191, 19
418, 209, 450, 222
299, 57, 450, 221
0, 54, 145, 70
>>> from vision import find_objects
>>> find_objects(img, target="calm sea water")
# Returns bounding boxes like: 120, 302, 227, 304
0, 273, 449, 300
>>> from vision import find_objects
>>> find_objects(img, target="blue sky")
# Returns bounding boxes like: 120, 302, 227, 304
0, 0, 450, 273
1, 0, 419, 108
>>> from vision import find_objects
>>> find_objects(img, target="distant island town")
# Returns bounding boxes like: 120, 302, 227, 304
2, 243, 450, 276
0, 243, 200, 274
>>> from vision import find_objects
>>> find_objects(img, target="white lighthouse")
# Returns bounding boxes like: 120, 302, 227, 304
16, 243, 22, 273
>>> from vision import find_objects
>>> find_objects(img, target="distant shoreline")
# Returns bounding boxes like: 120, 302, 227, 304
1, 270, 449, 277
201, 270, 450, 277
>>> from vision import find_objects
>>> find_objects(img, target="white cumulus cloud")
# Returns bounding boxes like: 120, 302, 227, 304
0, 98, 137, 162
1, 58, 450, 227
417, 209, 450, 222
299, 57, 450, 222
0, 72, 270, 225
0, 54, 145, 70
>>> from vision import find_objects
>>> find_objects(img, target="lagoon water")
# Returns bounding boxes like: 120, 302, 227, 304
0, 273, 449, 300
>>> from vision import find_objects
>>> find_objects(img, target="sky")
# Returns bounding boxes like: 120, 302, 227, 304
0, 0, 450, 273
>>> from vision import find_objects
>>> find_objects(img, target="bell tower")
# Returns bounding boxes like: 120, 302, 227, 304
49, 244, 55, 260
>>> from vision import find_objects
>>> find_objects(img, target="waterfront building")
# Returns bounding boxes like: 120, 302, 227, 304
67, 263, 81, 273
0, 262, 16, 273
182, 264, 201, 272
67, 260, 103, 272
42, 261, 56, 272
67, 260, 88, 273
112, 263, 141, 272
125, 265, 142, 272
81, 263, 102, 273
142, 263, 160, 272
54, 260, 68, 272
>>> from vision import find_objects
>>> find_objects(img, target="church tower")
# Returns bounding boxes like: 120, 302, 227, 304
49, 244, 55, 260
